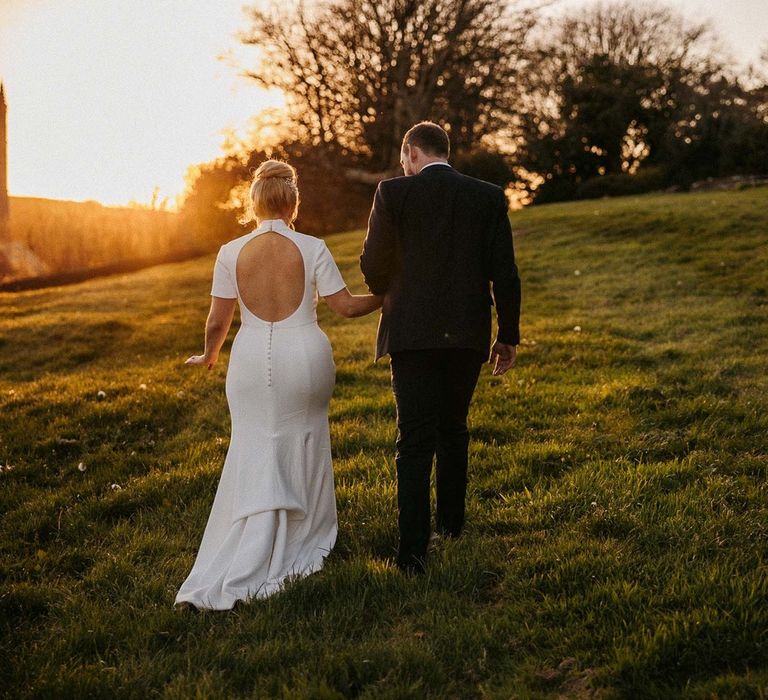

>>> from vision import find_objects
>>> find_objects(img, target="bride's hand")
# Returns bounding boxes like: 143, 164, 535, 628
185, 354, 217, 370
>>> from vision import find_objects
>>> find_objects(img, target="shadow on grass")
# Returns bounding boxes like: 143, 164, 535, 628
0, 319, 135, 382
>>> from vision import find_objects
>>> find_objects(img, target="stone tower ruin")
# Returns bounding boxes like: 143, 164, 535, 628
0, 82, 8, 237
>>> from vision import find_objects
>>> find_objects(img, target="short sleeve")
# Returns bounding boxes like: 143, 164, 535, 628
210, 246, 237, 299
314, 241, 346, 297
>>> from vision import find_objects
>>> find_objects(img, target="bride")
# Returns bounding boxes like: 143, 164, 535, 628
175, 160, 381, 611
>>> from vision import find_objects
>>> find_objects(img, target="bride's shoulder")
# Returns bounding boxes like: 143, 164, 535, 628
226, 230, 259, 246
217, 230, 260, 257
290, 229, 326, 249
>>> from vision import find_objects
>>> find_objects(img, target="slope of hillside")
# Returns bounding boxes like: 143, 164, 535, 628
2, 195, 189, 285
1, 188, 766, 698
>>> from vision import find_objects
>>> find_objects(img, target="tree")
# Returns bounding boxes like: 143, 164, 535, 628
178, 156, 251, 247
238, 0, 537, 173
517, 1, 728, 202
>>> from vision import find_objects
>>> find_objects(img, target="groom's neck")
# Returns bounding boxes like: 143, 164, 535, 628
417, 158, 449, 173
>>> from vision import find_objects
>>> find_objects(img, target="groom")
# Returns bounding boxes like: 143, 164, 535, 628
360, 121, 521, 574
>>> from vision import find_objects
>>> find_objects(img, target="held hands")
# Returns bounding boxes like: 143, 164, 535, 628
489, 341, 517, 376
185, 354, 217, 370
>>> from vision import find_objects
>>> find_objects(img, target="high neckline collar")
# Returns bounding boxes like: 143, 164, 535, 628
254, 218, 293, 234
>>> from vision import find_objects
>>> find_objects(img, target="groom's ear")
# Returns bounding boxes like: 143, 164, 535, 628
405, 143, 422, 166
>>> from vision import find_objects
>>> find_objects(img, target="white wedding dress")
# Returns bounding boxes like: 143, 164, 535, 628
175, 219, 347, 610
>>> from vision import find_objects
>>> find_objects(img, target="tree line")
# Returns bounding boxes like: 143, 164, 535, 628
180, 0, 768, 242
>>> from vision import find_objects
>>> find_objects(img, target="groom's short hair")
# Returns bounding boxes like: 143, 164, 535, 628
403, 122, 450, 158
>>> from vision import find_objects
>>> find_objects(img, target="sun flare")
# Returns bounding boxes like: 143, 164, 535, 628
0, 0, 282, 209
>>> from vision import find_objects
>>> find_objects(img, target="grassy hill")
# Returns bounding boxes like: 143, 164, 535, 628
1, 188, 766, 698
2, 196, 189, 285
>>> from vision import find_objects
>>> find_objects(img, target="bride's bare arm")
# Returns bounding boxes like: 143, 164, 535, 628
185, 296, 238, 369
323, 288, 383, 318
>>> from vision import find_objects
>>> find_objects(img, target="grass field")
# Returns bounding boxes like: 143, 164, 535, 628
1, 187, 767, 698
3, 196, 189, 283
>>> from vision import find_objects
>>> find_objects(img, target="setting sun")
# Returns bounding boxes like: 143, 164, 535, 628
0, 0, 282, 209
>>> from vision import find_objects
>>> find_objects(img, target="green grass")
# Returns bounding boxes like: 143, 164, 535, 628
1, 187, 767, 698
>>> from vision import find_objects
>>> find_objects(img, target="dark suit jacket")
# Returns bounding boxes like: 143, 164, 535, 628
360, 163, 521, 360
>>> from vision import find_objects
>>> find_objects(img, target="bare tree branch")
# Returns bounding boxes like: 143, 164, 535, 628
238, 0, 538, 170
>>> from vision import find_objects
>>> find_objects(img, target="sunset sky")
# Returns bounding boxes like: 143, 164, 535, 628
0, 0, 282, 209
0, 0, 766, 209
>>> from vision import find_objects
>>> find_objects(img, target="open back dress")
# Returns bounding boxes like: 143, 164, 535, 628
175, 218, 347, 610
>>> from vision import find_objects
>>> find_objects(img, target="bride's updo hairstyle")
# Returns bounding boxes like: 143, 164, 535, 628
242, 160, 300, 225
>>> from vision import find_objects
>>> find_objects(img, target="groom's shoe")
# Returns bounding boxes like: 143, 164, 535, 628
396, 555, 427, 577
435, 521, 462, 539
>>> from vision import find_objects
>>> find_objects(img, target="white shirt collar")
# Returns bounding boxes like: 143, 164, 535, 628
419, 161, 451, 172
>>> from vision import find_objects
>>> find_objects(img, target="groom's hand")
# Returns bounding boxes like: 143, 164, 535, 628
489, 341, 517, 376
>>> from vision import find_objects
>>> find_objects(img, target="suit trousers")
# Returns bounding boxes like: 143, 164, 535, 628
389, 348, 485, 568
